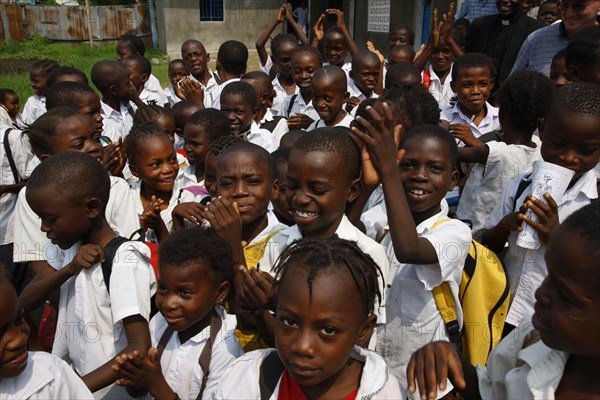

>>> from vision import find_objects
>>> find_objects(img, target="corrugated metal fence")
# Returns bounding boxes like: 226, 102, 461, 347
0, 4, 150, 43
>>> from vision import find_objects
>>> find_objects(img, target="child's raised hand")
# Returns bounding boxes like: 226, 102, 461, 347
276, 3, 286, 22
406, 341, 467, 400
173, 79, 187, 101
68, 244, 105, 276
238, 265, 275, 314
366, 41, 385, 64
428, 8, 441, 48
520, 193, 559, 245
345, 96, 362, 113
360, 142, 381, 189
171, 201, 205, 228
140, 196, 165, 230
284, 3, 294, 22
449, 123, 481, 147
180, 77, 205, 106
287, 113, 314, 129
440, 3, 456, 43
326, 8, 346, 28
203, 197, 243, 247
313, 14, 326, 42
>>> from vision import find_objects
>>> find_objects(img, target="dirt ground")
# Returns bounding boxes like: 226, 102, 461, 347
0, 58, 36, 74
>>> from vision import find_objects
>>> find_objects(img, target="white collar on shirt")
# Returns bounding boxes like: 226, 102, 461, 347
284, 214, 362, 244
250, 210, 286, 245
449, 101, 498, 126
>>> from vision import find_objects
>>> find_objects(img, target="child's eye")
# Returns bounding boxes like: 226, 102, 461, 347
319, 326, 338, 337
179, 289, 192, 296
579, 147, 599, 157
279, 317, 298, 328
157, 285, 167, 293
248, 178, 262, 185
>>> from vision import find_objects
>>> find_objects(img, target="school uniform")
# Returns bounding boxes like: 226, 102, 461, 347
377, 199, 472, 388
282, 92, 319, 122
176, 164, 203, 191
144, 73, 167, 106
307, 112, 354, 131
347, 79, 380, 117
217, 346, 405, 399
0, 104, 12, 129
211, 78, 241, 111
21, 95, 46, 125
441, 101, 500, 145
423, 64, 455, 110
149, 305, 243, 400
242, 121, 276, 153
271, 76, 298, 117
259, 109, 288, 147
0, 351, 94, 400
260, 57, 273, 75
139, 86, 164, 106
163, 85, 181, 108
361, 200, 389, 242
457, 137, 542, 238
484, 169, 598, 328
49, 240, 156, 399
100, 100, 137, 142
12, 176, 140, 264
188, 69, 220, 109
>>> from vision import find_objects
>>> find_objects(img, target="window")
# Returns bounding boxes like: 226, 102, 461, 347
200, 0, 224, 21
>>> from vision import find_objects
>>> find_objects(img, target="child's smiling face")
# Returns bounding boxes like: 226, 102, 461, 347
129, 134, 179, 195
183, 123, 211, 167
273, 41, 298, 80
50, 114, 103, 162
533, 224, 600, 357
312, 75, 348, 125
220, 93, 255, 135
29, 68, 48, 97
323, 32, 348, 67
2, 92, 19, 116
182, 42, 209, 78
0, 280, 30, 379
451, 66, 494, 116
292, 52, 321, 94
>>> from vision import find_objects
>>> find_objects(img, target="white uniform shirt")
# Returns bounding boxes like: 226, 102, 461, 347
246, 121, 276, 153
144, 73, 167, 106
0, 352, 94, 400
21, 95, 46, 125
271, 76, 298, 117
259, 109, 289, 147
149, 306, 243, 400
424, 64, 455, 111
100, 100, 137, 142
50, 241, 156, 399
441, 101, 500, 144
484, 169, 598, 327
176, 164, 203, 191
282, 93, 320, 122
457, 137, 542, 238
378, 200, 471, 388
139, 87, 164, 106
217, 346, 405, 399
307, 112, 354, 131
13, 176, 140, 263
163, 86, 181, 108
347, 79, 380, 117
189, 69, 220, 109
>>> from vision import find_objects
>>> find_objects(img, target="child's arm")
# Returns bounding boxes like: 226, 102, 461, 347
367, 41, 385, 95
114, 348, 175, 399
414, 8, 441, 71
352, 103, 440, 264
457, 143, 490, 164
450, 123, 482, 147
345, 140, 381, 229
285, 3, 310, 45
406, 341, 481, 400
287, 113, 314, 129
440, 3, 464, 57
328, 9, 359, 56
82, 315, 151, 393
0, 182, 25, 196
256, 5, 287, 68
311, 13, 326, 48
480, 211, 523, 254
140, 196, 169, 242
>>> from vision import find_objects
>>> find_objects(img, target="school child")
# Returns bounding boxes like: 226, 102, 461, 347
354, 112, 471, 389
241, 71, 289, 146
46, 66, 89, 88
388, 44, 416, 66
407, 201, 600, 400
441, 53, 500, 146
307, 65, 352, 130
389, 25, 416, 48
481, 82, 600, 335
255, 2, 309, 79
203, 135, 242, 199
121, 55, 162, 106
21, 60, 59, 125
271, 148, 294, 226
278, 128, 305, 149
171, 100, 204, 150
346, 50, 382, 116
111, 227, 243, 400
0, 271, 94, 400
116, 34, 167, 106
218, 237, 405, 399
220, 81, 276, 152
13, 107, 139, 296
457, 71, 553, 238
163, 59, 188, 108
210, 40, 249, 110
384, 62, 422, 89
549, 49, 571, 88
284, 46, 322, 129
179, 39, 219, 109
91, 60, 137, 142
0, 89, 22, 129
537, 0, 561, 25
124, 123, 195, 243
22, 152, 156, 399
312, 9, 358, 78
565, 25, 600, 85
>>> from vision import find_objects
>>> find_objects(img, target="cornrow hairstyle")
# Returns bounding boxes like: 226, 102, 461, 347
47, 66, 88, 87
133, 104, 172, 125
25, 106, 81, 156
0, 88, 17, 104
124, 122, 172, 164
27, 151, 110, 208
186, 108, 231, 139
271, 33, 299, 57
119, 34, 146, 56
292, 126, 360, 181
380, 84, 440, 130
206, 134, 242, 158
220, 81, 257, 109
218, 141, 274, 182
159, 226, 233, 284
122, 55, 151, 76
560, 202, 600, 256
31, 60, 59, 77
292, 45, 323, 65
549, 81, 600, 117
46, 82, 98, 110
451, 52, 496, 82
272, 236, 383, 318
566, 25, 600, 70
401, 124, 458, 169
217, 40, 248, 76
385, 62, 422, 89
496, 71, 554, 135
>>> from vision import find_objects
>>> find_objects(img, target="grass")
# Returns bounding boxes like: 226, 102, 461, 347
0, 36, 169, 108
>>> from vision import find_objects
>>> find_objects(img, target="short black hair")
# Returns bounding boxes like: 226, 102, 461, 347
0, 88, 17, 104
272, 236, 383, 318
206, 135, 242, 158
389, 25, 416, 45
385, 62, 421, 89
46, 82, 98, 110
31, 60, 59, 77
133, 104, 172, 126
389, 44, 416, 61
122, 55, 151, 76
217, 40, 248, 76
279, 129, 306, 149
168, 58, 187, 70
380, 84, 440, 130
292, 126, 360, 181
271, 33, 299, 57
401, 124, 458, 169
549, 81, 600, 117
241, 70, 273, 97
351, 50, 380, 71
159, 226, 233, 284
119, 34, 146, 56
451, 52, 496, 81
566, 25, 600, 69
217, 141, 274, 182
271, 147, 290, 168
27, 151, 110, 209
91, 60, 130, 93
561, 202, 600, 256
220, 81, 257, 109
124, 122, 172, 164
496, 71, 554, 135
25, 106, 83, 156
313, 65, 347, 89
186, 108, 231, 139
171, 100, 204, 130
47, 66, 88, 87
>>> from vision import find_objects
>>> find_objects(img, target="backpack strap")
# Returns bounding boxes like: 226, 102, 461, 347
512, 176, 532, 212
259, 350, 284, 400
196, 314, 222, 399
156, 325, 175, 362
286, 94, 298, 118
100, 236, 130, 294
3, 128, 21, 184
260, 116, 286, 133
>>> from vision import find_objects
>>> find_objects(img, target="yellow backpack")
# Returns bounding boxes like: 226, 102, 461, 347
431, 218, 510, 367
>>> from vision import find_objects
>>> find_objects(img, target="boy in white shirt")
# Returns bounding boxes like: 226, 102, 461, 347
163, 59, 188, 108
307, 65, 354, 130
121, 55, 163, 106
346, 50, 381, 116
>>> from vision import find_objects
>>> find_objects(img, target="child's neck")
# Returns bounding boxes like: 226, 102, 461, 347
502, 127, 535, 147
357, 85, 373, 99
300, 89, 312, 105
412, 205, 442, 226
434, 67, 451, 85
194, 163, 205, 182
556, 355, 600, 400
85, 218, 117, 248
192, 69, 211, 86
301, 216, 342, 239
278, 73, 295, 89
239, 124, 252, 140
177, 306, 218, 344
300, 358, 363, 399
102, 95, 121, 112
254, 107, 268, 124
324, 110, 347, 127
140, 184, 172, 210
242, 212, 269, 244
459, 102, 487, 127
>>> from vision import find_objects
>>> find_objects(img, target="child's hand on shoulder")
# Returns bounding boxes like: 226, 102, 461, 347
68, 244, 105, 276
172, 201, 205, 227
203, 197, 243, 246
520, 193, 559, 245
287, 113, 314, 129
113, 349, 167, 396
345, 96, 362, 113
450, 123, 481, 147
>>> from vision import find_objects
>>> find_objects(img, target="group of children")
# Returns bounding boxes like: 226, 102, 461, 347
1, 5, 599, 399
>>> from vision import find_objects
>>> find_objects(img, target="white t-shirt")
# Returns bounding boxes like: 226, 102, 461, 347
441, 101, 500, 144
246, 121, 276, 153
307, 112, 354, 131
144, 73, 167, 106
21, 95, 46, 125
100, 100, 137, 141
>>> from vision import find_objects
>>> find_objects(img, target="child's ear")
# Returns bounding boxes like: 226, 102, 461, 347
109, 84, 118, 97
349, 69, 355, 80
450, 169, 459, 190
86, 197, 103, 219
450, 80, 457, 93
343, 91, 350, 102
357, 314, 377, 348
214, 280, 230, 305
140, 73, 150, 85
346, 178, 362, 204
537, 117, 546, 139
129, 163, 139, 178
251, 106, 258, 117
206, 53, 211, 63
37, 151, 51, 161
271, 178, 280, 200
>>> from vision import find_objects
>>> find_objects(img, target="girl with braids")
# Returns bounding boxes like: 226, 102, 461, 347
218, 237, 404, 399
284, 46, 322, 129
22, 60, 59, 125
